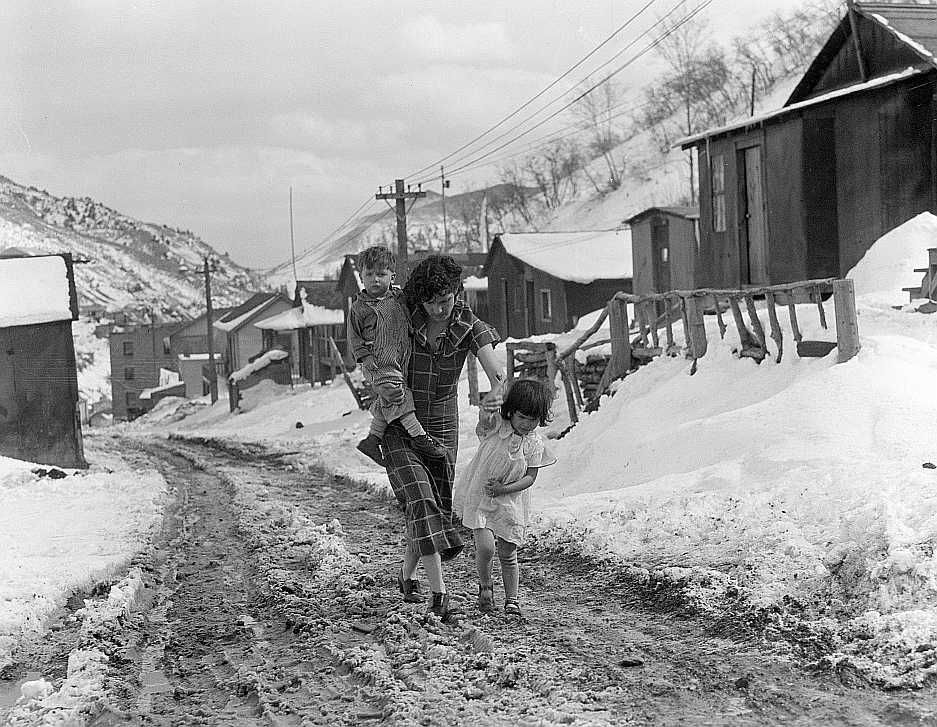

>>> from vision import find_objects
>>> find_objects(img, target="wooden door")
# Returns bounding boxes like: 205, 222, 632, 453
739, 146, 768, 284
525, 280, 536, 336
651, 217, 672, 292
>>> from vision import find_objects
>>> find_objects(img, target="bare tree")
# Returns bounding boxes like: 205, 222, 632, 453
571, 79, 628, 191
521, 139, 582, 209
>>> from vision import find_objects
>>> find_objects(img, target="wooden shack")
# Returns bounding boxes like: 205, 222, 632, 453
254, 298, 345, 385
0, 253, 87, 468
680, 2, 937, 287
625, 207, 700, 313
484, 230, 632, 337
214, 292, 293, 376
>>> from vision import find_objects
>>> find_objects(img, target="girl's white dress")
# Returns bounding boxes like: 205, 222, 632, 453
454, 415, 545, 545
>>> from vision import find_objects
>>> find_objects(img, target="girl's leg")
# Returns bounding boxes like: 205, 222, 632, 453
474, 528, 495, 585
496, 538, 519, 604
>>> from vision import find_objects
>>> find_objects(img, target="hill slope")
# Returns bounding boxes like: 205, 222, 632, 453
0, 176, 264, 320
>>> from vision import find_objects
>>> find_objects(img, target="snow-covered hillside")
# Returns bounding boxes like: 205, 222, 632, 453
0, 176, 264, 320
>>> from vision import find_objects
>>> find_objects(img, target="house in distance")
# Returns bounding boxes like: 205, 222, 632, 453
680, 2, 937, 288
484, 229, 633, 337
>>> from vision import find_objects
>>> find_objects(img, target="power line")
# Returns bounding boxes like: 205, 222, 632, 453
437, 0, 713, 180
404, 0, 662, 181
412, 0, 695, 187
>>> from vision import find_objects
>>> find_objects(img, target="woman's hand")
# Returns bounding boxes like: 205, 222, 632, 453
481, 390, 502, 413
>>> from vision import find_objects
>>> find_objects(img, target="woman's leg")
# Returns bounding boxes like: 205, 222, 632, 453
422, 552, 445, 593
401, 538, 420, 581
474, 528, 495, 585
496, 537, 519, 603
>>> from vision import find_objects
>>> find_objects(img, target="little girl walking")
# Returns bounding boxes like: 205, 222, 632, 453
454, 378, 555, 617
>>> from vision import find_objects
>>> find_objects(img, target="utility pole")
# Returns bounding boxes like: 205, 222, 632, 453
376, 178, 425, 281
440, 166, 450, 253
204, 256, 218, 404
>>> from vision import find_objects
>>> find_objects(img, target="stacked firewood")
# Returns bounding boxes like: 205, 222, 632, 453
573, 354, 610, 401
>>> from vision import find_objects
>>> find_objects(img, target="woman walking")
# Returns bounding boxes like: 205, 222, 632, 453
382, 255, 504, 620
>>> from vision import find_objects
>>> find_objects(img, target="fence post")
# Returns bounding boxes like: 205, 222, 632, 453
606, 296, 632, 382
833, 279, 860, 362
685, 295, 708, 359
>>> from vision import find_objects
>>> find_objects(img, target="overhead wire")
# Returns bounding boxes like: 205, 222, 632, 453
412, 0, 695, 187
403, 0, 662, 181
431, 0, 713, 182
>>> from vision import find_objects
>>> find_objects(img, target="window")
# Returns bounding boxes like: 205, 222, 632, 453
122, 340, 134, 356
162, 337, 171, 355
711, 154, 726, 232
125, 392, 135, 407
660, 246, 669, 263
124, 367, 135, 380
540, 289, 553, 320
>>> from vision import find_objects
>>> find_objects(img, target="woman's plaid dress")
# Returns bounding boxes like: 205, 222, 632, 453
382, 300, 499, 561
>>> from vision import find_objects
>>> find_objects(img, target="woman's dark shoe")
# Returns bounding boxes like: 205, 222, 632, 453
397, 567, 422, 603
356, 434, 386, 467
429, 591, 451, 619
503, 599, 522, 617
477, 583, 496, 613
411, 433, 447, 459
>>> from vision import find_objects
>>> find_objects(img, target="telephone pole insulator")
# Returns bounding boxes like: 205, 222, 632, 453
376, 178, 426, 281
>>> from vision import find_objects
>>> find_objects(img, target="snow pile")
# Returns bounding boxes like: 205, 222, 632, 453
847, 211, 937, 305
8, 569, 146, 726
0, 255, 73, 327
0, 446, 166, 672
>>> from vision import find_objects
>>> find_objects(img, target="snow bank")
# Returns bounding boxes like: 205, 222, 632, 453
847, 211, 937, 305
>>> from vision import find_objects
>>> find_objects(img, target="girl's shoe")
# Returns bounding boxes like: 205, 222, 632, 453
397, 567, 422, 603
503, 599, 522, 617
429, 591, 451, 619
477, 583, 496, 612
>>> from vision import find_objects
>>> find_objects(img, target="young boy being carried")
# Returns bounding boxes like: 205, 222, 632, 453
348, 245, 446, 467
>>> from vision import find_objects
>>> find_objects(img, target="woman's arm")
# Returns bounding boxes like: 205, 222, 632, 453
486, 467, 539, 497
475, 342, 506, 393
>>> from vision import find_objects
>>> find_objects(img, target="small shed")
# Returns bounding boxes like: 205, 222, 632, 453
214, 292, 293, 376
679, 2, 937, 287
0, 253, 87, 468
625, 207, 700, 304
484, 229, 633, 337
254, 299, 346, 385
293, 279, 344, 310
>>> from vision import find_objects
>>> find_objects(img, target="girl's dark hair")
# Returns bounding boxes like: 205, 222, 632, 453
501, 378, 554, 426
404, 255, 463, 309
357, 245, 396, 271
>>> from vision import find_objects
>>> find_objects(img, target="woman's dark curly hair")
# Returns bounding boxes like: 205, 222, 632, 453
404, 255, 464, 309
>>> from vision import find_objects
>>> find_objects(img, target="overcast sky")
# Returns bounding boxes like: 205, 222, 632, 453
0, 0, 812, 269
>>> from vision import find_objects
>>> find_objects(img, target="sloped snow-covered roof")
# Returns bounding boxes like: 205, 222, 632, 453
214, 293, 286, 332
254, 303, 344, 331
0, 255, 74, 327
462, 275, 487, 291
495, 229, 632, 284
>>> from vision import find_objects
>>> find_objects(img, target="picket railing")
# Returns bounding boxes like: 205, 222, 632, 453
505, 277, 860, 427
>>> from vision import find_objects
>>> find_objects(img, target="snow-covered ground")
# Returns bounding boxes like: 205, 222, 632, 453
5, 213, 937, 693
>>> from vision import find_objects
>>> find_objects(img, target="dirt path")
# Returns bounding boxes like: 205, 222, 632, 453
8, 436, 937, 726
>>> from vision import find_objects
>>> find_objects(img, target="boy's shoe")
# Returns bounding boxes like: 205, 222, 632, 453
503, 599, 522, 617
429, 591, 451, 620
411, 433, 447, 459
356, 434, 386, 467
397, 567, 422, 603
477, 583, 496, 613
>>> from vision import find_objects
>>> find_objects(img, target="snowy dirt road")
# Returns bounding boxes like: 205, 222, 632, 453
8, 436, 937, 726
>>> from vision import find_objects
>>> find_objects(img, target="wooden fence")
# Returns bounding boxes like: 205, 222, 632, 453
504, 277, 860, 427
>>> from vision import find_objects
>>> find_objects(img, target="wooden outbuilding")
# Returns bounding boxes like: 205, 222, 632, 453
625, 207, 700, 311
0, 253, 87, 468
214, 292, 293, 376
254, 298, 346, 385
484, 229, 633, 337
680, 2, 937, 288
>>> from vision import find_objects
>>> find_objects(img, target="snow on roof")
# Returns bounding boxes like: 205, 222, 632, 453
228, 348, 289, 383
214, 293, 282, 332
178, 353, 223, 361
0, 255, 73, 327
496, 229, 632, 284
254, 302, 344, 331
138, 381, 185, 400
678, 66, 928, 147
462, 275, 487, 291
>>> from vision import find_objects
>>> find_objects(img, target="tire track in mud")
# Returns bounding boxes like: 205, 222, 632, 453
90, 438, 937, 726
